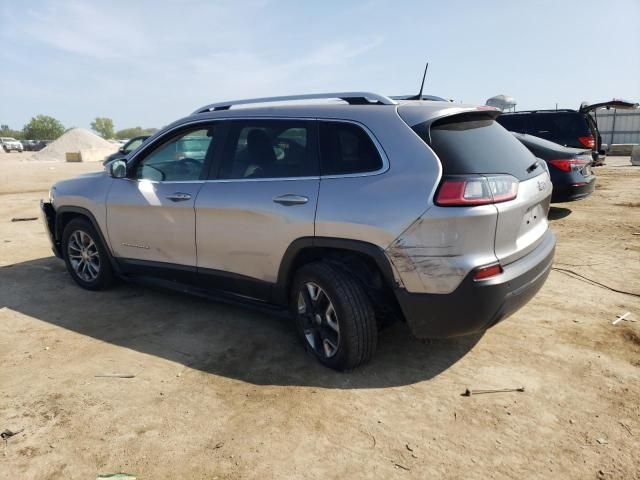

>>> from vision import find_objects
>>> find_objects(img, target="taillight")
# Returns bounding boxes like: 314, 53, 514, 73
547, 158, 589, 172
435, 175, 519, 206
578, 135, 595, 148
473, 263, 503, 281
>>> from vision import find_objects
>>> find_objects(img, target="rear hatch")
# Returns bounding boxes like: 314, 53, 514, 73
579, 99, 639, 113
412, 111, 553, 265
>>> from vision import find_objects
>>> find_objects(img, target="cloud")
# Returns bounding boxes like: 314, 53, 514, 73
186, 37, 385, 99
12, 1, 150, 59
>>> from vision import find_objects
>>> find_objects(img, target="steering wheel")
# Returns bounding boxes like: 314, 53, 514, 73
180, 157, 201, 167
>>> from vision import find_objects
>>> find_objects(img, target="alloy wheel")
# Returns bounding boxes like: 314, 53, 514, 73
67, 230, 101, 282
297, 282, 340, 358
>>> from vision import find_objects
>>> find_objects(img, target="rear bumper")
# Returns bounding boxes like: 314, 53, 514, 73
551, 176, 596, 203
395, 230, 555, 338
40, 200, 62, 258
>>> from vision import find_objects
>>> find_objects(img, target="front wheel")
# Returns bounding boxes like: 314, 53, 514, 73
62, 218, 114, 290
291, 262, 377, 370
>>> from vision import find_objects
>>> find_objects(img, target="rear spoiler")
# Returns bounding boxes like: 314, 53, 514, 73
399, 106, 502, 144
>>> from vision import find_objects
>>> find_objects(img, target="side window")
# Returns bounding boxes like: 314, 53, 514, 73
319, 122, 383, 175
218, 120, 317, 179
124, 137, 144, 153
135, 127, 214, 182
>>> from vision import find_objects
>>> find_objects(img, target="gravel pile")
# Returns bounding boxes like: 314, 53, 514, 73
32, 128, 117, 162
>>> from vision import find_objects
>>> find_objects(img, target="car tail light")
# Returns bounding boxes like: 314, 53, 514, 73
473, 263, 503, 281
435, 175, 519, 206
547, 158, 590, 172
577, 135, 595, 148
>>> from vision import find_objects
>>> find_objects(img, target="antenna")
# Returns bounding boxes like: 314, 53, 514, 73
407, 63, 429, 101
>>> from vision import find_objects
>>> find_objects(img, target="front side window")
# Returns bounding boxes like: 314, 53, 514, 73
319, 122, 383, 175
218, 120, 317, 179
135, 127, 214, 181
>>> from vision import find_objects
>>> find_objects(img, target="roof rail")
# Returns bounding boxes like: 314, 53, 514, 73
192, 92, 397, 114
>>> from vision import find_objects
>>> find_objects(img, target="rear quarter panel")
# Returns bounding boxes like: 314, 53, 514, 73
315, 110, 441, 249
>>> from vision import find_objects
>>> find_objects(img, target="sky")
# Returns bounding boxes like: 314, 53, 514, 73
1, 0, 639, 131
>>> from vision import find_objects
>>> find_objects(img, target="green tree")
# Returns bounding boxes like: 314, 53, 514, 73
22, 115, 65, 140
91, 117, 115, 139
0, 124, 24, 139
115, 126, 158, 140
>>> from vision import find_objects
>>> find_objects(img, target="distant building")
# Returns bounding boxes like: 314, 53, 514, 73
593, 109, 640, 146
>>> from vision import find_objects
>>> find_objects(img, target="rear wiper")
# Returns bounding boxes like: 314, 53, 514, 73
526, 160, 541, 173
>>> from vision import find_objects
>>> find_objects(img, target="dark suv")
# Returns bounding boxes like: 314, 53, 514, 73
496, 100, 638, 166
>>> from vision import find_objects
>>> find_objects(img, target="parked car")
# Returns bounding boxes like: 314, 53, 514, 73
496, 100, 639, 166
512, 133, 595, 203
41, 92, 555, 370
102, 135, 150, 165
21, 139, 39, 151
1, 137, 24, 152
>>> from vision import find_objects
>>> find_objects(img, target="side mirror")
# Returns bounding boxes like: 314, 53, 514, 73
108, 159, 128, 178
118, 146, 126, 153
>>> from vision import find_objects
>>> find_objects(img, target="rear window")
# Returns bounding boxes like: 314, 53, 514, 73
413, 113, 540, 181
495, 114, 529, 133
497, 112, 590, 138
529, 112, 589, 137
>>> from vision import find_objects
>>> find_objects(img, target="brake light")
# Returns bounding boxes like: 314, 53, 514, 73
578, 135, 595, 148
473, 263, 503, 281
547, 158, 589, 172
435, 175, 518, 206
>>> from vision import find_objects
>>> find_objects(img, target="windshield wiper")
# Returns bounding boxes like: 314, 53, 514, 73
526, 160, 541, 173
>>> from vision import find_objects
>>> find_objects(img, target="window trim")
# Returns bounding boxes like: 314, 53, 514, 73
317, 118, 390, 179
128, 117, 390, 183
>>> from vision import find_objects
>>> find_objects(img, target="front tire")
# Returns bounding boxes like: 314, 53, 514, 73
291, 262, 377, 370
62, 218, 114, 290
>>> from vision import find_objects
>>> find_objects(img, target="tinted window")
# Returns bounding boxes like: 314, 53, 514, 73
529, 112, 589, 137
319, 122, 383, 175
418, 113, 539, 181
495, 114, 529, 133
135, 127, 214, 181
218, 120, 317, 179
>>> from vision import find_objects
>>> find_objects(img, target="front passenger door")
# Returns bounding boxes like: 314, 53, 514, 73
106, 125, 216, 269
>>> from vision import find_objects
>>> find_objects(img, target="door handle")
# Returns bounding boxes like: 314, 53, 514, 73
273, 194, 309, 206
166, 192, 192, 202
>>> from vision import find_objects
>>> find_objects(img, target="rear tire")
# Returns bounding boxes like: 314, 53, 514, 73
291, 262, 377, 370
62, 218, 114, 290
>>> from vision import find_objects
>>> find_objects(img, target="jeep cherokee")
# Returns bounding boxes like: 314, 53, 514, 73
41, 92, 555, 370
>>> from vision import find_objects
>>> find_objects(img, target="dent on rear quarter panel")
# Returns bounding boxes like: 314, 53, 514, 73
385, 205, 500, 294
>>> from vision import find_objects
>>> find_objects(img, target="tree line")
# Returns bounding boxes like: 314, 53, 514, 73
1, 115, 157, 141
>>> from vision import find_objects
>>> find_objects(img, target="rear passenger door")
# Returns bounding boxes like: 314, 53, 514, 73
194, 119, 319, 299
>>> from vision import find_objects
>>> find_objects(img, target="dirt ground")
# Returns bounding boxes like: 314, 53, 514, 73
1, 152, 638, 480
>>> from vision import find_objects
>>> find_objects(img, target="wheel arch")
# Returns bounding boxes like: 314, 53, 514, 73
55, 206, 118, 270
274, 237, 404, 321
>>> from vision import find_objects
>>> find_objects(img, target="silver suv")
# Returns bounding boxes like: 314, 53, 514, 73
41, 92, 555, 370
